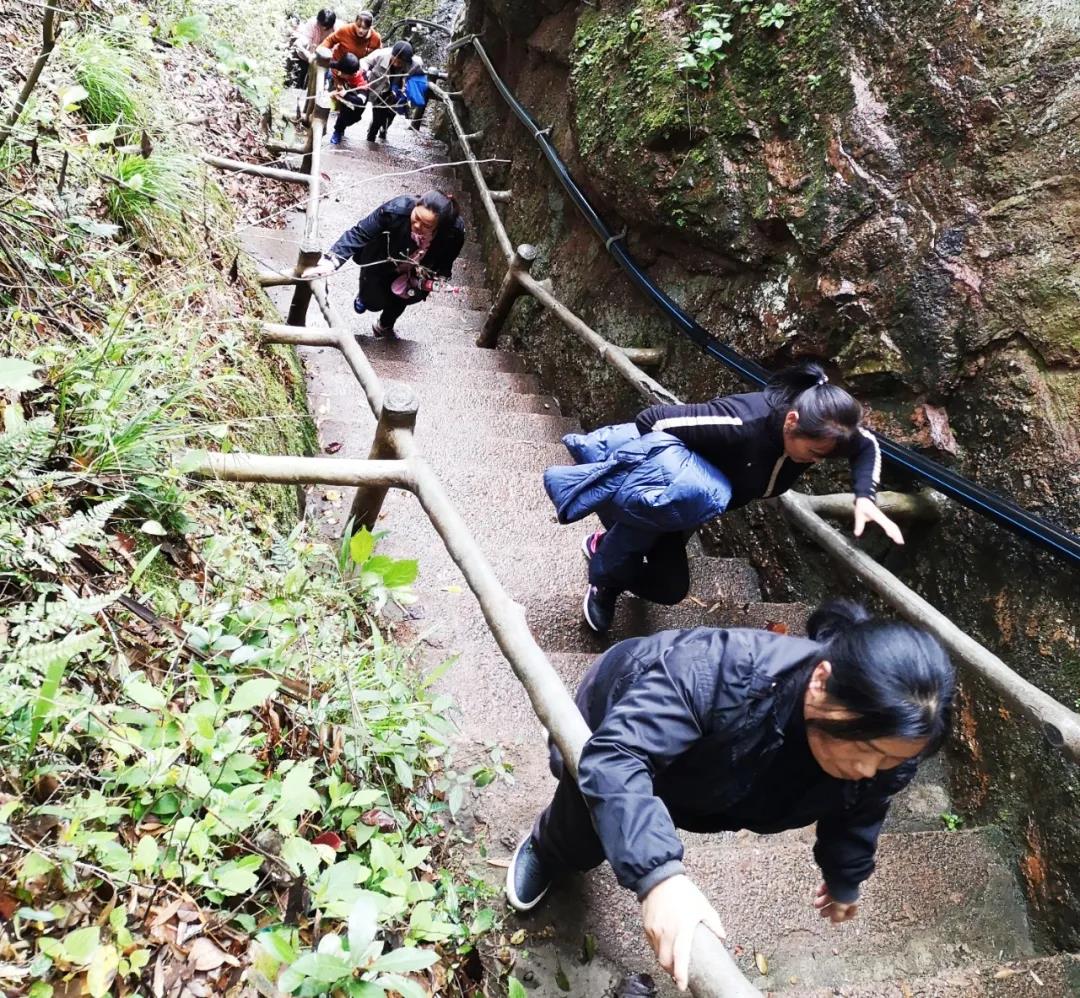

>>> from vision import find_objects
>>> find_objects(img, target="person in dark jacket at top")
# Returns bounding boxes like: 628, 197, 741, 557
305, 191, 465, 339
507, 601, 955, 992
544, 362, 904, 634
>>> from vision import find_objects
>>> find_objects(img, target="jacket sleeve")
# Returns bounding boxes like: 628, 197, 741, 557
576, 649, 720, 900
635, 397, 748, 454
848, 427, 881, 502
327, 204, 389, 266
813, 761, 915, 902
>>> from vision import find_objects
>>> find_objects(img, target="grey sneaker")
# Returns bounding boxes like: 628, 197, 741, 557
582, 584, 617, 633
506, 835, 551, 912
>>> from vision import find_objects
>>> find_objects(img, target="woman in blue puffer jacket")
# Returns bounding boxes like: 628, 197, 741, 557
543, 361, 904, 633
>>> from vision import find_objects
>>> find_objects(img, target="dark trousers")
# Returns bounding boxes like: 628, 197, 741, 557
333, 100, 367, 137
359, 276, 423, 329
588, 523, 690, 605
532, 744, 606, 875
368, 101, 396, 140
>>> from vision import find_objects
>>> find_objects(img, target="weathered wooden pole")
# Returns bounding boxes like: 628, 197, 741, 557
0, 6, 59, 148
346, 384, 420, 533
200, 154, 310, 185
477, 244, 538, 348
287, 94, 330, 327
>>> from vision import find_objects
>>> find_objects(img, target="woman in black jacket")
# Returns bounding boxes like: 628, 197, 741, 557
507, 601, 955, 991
579, 362, 904, 633
307, 190, 465, 338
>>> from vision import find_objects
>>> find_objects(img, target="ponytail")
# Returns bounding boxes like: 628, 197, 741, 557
805, 599, 956, 754
764, 361, 863, 447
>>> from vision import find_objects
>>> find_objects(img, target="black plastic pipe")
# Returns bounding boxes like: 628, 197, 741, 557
462, 37, 1080, 566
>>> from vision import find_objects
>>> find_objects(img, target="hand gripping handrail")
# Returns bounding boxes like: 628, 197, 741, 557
455, 35, 1080, 567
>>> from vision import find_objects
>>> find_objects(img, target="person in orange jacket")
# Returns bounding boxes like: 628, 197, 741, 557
318, 10, 381, 64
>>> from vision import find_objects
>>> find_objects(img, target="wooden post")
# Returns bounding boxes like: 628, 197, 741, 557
477, 244, 538, 348
287, 95, 329, 326
346, 384, 419, 533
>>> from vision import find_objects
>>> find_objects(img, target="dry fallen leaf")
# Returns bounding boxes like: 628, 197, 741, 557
186, 937, 237, 972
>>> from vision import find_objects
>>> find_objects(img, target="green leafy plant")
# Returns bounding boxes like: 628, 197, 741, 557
676, 4, 735, 84
757, 2, 795, 29
941, 811, 964, 831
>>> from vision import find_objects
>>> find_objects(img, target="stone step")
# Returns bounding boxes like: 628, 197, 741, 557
528, 589, 812, 653
495, 828, 1035, 997
783, 953, 1080, 996
315, 407, 578, 447
367, 357, 539, 394
355, 336, 528, 373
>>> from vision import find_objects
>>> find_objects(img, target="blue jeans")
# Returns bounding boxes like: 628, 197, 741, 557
588, 523, 690, 605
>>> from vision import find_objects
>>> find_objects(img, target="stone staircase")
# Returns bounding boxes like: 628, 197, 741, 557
242, 109, 1079, 997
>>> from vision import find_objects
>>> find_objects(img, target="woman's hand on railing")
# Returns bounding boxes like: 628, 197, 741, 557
641, 874, 727, 991
302, 259, 337, 280
853, 497, 905, 545
812, 882, 859, 923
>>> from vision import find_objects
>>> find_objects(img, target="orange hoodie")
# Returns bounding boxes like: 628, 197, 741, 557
324, 23, 382, 62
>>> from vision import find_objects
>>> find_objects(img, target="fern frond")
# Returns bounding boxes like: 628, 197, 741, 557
14, 628, 103, 674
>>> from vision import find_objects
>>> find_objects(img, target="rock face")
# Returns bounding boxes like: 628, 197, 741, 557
453, 0, 1080, 947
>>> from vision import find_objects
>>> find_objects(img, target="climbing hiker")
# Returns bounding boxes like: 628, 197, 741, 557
317, 10, 381, 64
506, 600, 955, 992
304, 191, 465, 339
356, 40, 423, 143
327, 53, 368, 145
543, 362, 903, 634
286, 9, 336, 88
387, 56, 429, 134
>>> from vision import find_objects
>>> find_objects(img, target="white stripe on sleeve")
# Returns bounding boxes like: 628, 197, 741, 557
858, 427, 882, 490
651, 415, 743, 433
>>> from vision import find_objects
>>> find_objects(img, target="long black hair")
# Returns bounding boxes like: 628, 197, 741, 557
764, 361, 864, 448
417, 190, 459, 229
805, 599, 955, 754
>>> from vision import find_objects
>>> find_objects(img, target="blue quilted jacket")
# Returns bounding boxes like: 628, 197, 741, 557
543, 423, 732, 532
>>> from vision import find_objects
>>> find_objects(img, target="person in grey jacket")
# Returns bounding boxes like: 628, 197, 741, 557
507, 601, 955, 991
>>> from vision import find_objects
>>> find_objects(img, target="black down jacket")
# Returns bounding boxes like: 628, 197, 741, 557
327, 195, 465, 293
574, 627, 917, 903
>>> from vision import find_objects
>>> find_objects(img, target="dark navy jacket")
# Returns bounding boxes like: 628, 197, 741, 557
575, 627, 916, 903
543, 423, 732, 532
327, 195, 465, 292
636, 391, 881, 509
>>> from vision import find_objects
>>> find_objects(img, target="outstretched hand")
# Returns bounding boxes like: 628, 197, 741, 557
853, 497, 904, 545
641, 875, 726, 991
813, 882, 859, 924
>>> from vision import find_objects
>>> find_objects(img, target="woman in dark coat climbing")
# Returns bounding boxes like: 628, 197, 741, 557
306, 190, 465, 338
543, 362, 904, 633
507, 601, 955, 992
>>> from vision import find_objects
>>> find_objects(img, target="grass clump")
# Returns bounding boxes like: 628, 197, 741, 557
69, 34, 148, 127
105, 150, 199, 250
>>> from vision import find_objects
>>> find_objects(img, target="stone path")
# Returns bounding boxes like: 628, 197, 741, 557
242, 105, 1078, 997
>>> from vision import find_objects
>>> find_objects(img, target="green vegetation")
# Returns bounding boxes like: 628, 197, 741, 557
0, 2, 500, 994
570, 0, 853, 250
69, 34, 147, 127
941, 811, 965, 831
